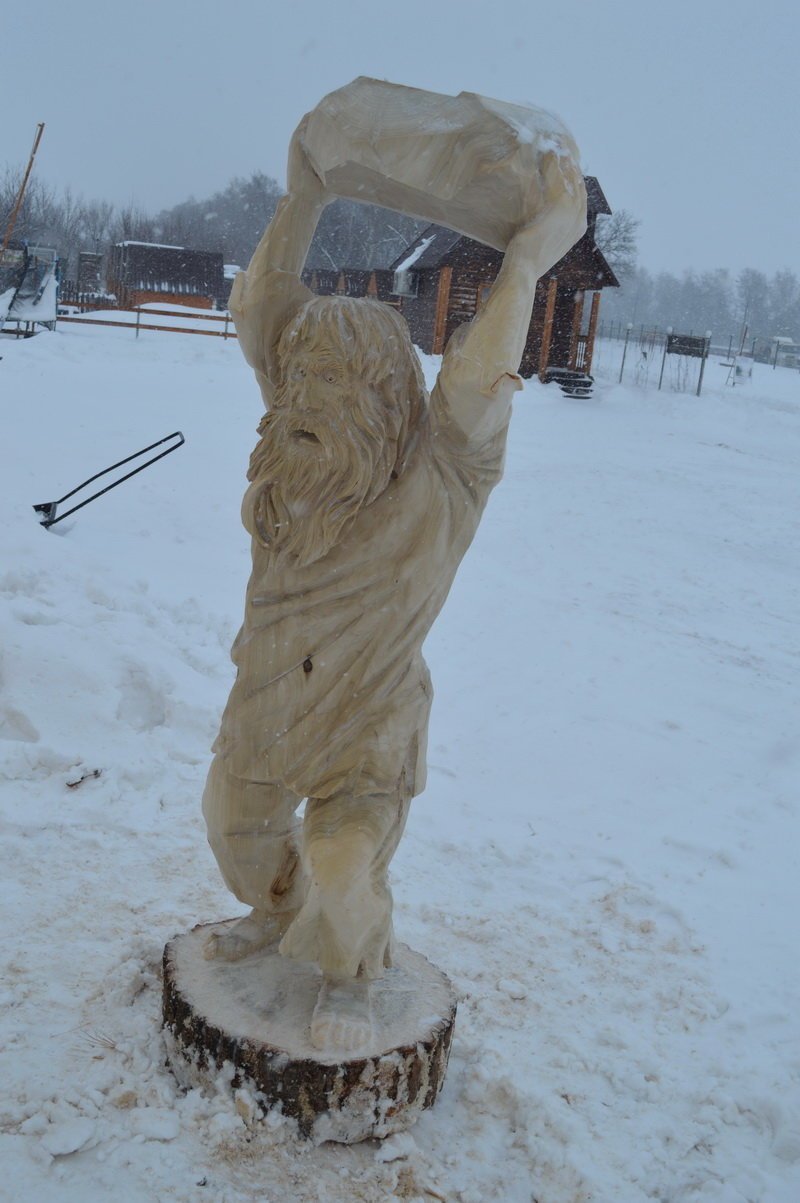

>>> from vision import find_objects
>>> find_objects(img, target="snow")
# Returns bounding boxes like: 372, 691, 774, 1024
1, 322, 799, 1202
8, 269, 58, 323
116, 241, 185, 250
0, 285, 16, 325
393, 234, 436, 274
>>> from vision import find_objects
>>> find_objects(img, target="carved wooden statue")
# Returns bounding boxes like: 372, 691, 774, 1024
200, 79, 587, 1056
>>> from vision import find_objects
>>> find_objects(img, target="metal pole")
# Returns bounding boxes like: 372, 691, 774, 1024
658, 327, 671, 391
738, 323, 749, 357
772, 341, 779, 370
1, 123, 45, 259
619, 323, 632, 383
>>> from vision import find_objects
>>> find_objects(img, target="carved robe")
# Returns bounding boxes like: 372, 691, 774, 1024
214, 274, 513, 801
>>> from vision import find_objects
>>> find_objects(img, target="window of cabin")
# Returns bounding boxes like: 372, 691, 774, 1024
476, 281, 493, 311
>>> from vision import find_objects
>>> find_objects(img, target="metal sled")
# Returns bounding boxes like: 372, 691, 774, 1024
34, 431, 185, 529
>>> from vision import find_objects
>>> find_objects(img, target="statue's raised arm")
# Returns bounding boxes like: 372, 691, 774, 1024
228, 118, 330, 407
437, 149, 587, 440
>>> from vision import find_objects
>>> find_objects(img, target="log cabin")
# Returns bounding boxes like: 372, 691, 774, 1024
107, 241, 225, 310
303, 177, 618, 393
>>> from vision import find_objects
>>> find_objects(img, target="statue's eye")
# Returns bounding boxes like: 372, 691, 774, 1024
325, 372, 337, 384
294, 367, 306, 380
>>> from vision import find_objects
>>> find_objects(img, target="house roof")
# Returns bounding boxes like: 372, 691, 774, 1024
584, 176, 612, 217
388, 226, 462, 272
390, 176, 614, 273
583, 239, 619, 289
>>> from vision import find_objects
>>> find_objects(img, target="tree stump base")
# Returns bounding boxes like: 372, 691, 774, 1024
162, 922, 457, 1143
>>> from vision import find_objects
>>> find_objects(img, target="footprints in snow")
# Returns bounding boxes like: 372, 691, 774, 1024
0, 706, 40, 744
115, 664, 169, 733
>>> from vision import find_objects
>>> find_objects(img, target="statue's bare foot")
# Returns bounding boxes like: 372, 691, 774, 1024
310, 975, 374, 1053
203, 909, 288, 962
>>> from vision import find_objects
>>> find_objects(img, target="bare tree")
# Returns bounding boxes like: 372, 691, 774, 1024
0, 167, 58, 248
109, 205, 157, 246
154, 171, 285, 263
80, 199, 115, 251
595, 209, 640, 280
308, 199, 425, 270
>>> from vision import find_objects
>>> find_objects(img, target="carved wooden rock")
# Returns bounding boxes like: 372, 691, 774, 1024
162, 922, 457, 1143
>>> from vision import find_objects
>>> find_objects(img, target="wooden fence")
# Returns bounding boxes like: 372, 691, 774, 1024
56, 307, 237, 340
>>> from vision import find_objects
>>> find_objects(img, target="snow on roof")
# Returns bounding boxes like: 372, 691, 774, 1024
8, 267, 57, 322
393, 235, 436, 275
116, 241, 185, 250
0, 285, 16, 325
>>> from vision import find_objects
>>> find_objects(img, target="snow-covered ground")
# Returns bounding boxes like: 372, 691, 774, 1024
1, 320, 799, 1202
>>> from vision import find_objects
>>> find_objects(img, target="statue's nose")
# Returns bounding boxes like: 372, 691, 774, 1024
304, 379, 326, 411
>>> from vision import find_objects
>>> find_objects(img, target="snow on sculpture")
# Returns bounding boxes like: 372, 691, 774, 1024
199, 78, 587, 1059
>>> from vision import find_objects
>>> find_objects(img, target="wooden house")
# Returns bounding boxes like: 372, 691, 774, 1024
301, 266, 399, 307
107, 241, 224, 310
303, 177, 618, 390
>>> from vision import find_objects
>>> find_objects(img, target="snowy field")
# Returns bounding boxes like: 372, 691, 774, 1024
1, 320, 799, 1203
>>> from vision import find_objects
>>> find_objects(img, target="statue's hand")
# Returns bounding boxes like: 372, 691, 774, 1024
287, 115, 331, 205
512, 151, 588, 275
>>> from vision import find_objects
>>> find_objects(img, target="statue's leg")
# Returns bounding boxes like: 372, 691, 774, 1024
280, 786, 411, 1051
201, 755, 305, 961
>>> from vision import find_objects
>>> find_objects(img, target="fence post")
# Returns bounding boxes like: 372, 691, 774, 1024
619, 323, 632, 384
224, 313, 229, 341
697, 332, 711, 396
658, 327, 672, 391
772, 340, 779, 369
135, 308, 141, 340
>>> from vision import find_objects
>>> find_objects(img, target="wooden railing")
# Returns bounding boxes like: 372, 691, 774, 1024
56, 307, 237, 340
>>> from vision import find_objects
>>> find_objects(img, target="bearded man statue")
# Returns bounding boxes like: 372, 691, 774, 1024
201, 81, 587, 1054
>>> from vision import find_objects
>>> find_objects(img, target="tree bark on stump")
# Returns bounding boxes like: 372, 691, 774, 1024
162, 923, 457, 1143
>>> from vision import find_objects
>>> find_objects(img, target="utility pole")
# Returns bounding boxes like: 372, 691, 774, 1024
1, 123, 45, 259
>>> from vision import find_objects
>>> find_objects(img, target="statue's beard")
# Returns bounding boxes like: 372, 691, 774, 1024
245, 383, 395, 567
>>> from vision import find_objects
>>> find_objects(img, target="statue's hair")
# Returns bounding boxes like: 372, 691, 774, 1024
275, 295, 427, 472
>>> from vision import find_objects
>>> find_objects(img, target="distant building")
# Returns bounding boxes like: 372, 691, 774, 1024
77, 251, 103, 294
218, 263, 243, 311
107, 242, 224, 309
302, 176, 619, 388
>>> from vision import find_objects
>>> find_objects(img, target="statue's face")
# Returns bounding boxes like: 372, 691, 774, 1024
247, 339, 396, 566
246, 300, 413, 563
273, 343, 377, 462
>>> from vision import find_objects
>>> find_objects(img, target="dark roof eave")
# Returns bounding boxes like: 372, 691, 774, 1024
388, 224, 463, 271
584, 176, 612, 216
591, 243, 619, 288
390, 175, 614, 269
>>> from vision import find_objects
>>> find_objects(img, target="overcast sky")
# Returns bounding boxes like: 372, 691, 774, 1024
5, 0, 799, 276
